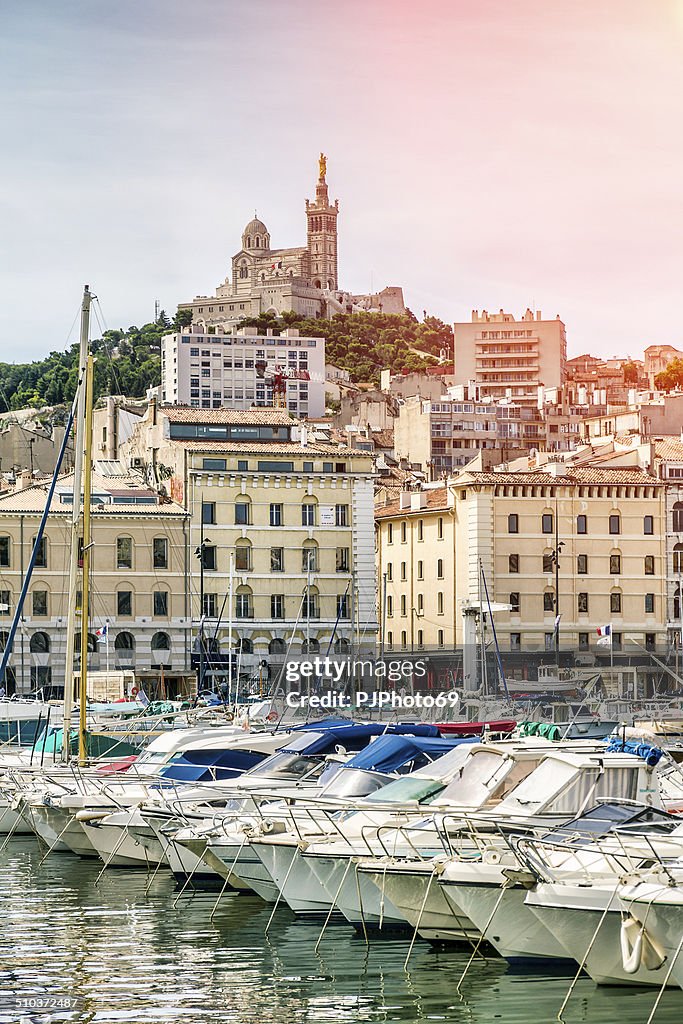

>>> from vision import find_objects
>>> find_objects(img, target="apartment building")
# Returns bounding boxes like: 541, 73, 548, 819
453, 308, 566, 403
0, 467, 190, 694
393, 394, 544, 475
376, 466, 667, 662
120, 405, 377, 683
161, 325, 326, 418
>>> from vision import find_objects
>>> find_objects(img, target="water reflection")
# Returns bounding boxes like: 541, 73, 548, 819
0, 840, 680, 1023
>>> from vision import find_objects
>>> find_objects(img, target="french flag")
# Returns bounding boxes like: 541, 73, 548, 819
95, 624, 108, 639
596, 624, 611, 637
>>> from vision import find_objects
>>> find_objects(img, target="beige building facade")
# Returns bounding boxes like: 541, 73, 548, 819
120, 405, 377, 685
376, 466, 667, 668
0, 469, 190, 695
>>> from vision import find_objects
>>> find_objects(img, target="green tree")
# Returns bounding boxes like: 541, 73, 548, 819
655, 357, 683, 391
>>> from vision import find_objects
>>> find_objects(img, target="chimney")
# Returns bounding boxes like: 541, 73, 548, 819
399, 491, 411, 510
410, 491, 427, 511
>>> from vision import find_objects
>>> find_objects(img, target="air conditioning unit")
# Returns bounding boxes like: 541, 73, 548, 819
131, 458, 144, 468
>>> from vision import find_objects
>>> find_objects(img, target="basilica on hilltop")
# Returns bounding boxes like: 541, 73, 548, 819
178, 156, 405, 329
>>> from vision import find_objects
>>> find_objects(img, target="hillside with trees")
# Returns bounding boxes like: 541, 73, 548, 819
0, 308, 453, 414
237, 309, 454, 382
0, 310, 189, 415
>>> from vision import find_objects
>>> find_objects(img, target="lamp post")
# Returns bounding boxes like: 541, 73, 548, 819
194, 520, 211, 693
550, 503, 565, 661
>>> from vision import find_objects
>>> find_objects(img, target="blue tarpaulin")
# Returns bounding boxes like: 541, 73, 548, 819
342, 735, 464, 774
605, 738, 664, 767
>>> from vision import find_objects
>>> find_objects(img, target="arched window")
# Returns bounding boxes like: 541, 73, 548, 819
269, 638, 286, 655
239, 261, 248, 280
32, 535, 47, 568
334, 637, 350, 654
151, 631, 170, 651
30, 631, 50, 654
673, 502, 683, 533
114, 631, 135, 651
302, 585, 319, 619
301, 499, 317, 526
245, 236, 251, 248
302, 541, 318, 573
301, 638, 320, 654
255, 236, 260, 248
236, 586, 253, 619
153, 588, 169, 617
0, 630, 8, 652
235, 495, 252, 526
610, 590, 622, 614
235, 539, 252, 571
674, 543, 683, 574
73, 632, 98, 653
237, 637, 253, 654
116, 536, 133, 570
674, 586, 681, 621
314, 279, 321, 289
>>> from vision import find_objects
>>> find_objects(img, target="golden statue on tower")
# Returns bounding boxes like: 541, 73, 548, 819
318, 152, 327, 180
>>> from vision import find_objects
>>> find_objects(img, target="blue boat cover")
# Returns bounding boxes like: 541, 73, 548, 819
341, 735, 462, 773
604, 738, 664, 766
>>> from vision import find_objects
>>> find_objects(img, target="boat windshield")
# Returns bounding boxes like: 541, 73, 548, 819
321, 768, 391, 800
363, 776, 446, 804
431, 750, 513, 806
244, 750, 322, 780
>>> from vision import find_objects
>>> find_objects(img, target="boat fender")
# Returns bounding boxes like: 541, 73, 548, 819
482, 848, 502, 865
620, 916, 667, 974
75, 810, 111, 823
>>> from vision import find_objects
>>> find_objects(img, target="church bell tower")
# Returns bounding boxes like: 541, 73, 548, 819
305, 153, 339, 291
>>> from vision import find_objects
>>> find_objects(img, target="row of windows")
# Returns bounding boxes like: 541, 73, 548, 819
204, 585, 347, 620
7, 630, 172, 655
386, 559, 445, 581
508, 591, 656, 615
200, 459, 346, 474
508, 553, 656, 575
0, 536, 169, 572
202, 591, 350, 620
0, 587, 173, 619
201, 500, 349, 528
387, 626, 446, 651
386, 518, 445, 543
199, 541, 350, 574
508, 632, 656, 652
387, 592, 445, 617
507, 513, 655, 536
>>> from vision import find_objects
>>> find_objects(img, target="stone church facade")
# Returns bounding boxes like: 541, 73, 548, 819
179, 156, 404, 329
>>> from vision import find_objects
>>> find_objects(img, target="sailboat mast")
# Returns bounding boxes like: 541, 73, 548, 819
79, 355, 95, 766
61, 285, 92, 762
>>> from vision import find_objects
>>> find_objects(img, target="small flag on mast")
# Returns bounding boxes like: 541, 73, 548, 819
95, 624, 108, 639
596, 623, 612, 646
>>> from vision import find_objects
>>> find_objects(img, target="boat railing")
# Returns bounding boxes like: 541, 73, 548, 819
509, 831, 664, 885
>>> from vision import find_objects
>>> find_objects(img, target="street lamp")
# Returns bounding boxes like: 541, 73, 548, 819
194, 525, 212, 691
549, 535, 565, 660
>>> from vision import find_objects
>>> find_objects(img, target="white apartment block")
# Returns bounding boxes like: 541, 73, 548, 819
161, 325, 326, 419
454, 308, 567, 404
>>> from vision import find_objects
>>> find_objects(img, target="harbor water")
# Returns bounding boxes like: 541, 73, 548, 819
1, 840, 681, 1024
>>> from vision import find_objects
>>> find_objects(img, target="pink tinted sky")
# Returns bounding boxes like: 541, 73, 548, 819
1, 0, 683, 359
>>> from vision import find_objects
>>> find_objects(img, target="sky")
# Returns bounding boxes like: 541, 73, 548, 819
2, 0, 683, 361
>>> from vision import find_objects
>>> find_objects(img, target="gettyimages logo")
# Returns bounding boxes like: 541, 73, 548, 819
284, 656, 460, 710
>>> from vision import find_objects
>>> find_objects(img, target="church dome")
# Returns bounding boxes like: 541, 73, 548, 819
242, 217, 270, 251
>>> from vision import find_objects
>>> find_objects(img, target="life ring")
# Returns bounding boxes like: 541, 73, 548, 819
266, 711, 278, 722
131, 687, 139, 698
